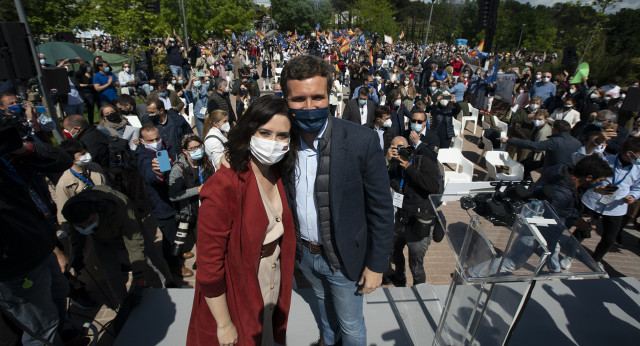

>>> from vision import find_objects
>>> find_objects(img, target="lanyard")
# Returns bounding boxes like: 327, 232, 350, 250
612, 156, 633, 186
0, 158, 51, 218
70, 168, 94, 187
198, 165, 203, 186
399, 158, 413, 190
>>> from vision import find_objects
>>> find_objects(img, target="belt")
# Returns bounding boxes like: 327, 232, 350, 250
301, 238, 324, 254
260, 240, 278, 258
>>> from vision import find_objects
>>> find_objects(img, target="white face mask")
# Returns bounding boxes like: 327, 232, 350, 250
590, 93, 599, 99
143, 141, 162, 151
440, 100, 449, 106
394, 99, 402, 107
593, 144, 607, 154
76, 216, 99, 235
529, 103, 539, 111
382, 119, 392, 128
569, 89, 576, 94
534, 119, 545, 127
250, 136, 289, 166
404, 80, 410, 85
220, 122, 231, 132
535, 75, 542, 80
75, 153, 92, 166
124, 67, 130, 73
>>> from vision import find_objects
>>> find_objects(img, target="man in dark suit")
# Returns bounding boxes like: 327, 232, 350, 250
365, 106, 396, 153
404, 109, 439, 161
342, 87, 376, 125
281, 55, 394, 346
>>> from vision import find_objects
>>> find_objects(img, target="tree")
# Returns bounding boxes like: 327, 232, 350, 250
75, 0, 162, 41
0, 0, 85, 35
350, 0, 397, 37
272, 0, 331, 34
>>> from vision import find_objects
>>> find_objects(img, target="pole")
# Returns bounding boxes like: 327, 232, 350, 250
516, 24, 525, 52
179, 0, 189, 50
424, 0, 435, 46
577, 23, 598, 70
14, 0, 64, 143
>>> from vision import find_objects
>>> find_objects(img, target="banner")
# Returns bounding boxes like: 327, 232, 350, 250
384, 35, 393, 44
494, 72, 518, 102
456, 39, 468, 46
570, 62, 589, 84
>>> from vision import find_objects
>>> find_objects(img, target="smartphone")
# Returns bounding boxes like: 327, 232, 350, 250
156, 150, 172, 172
195, 72, 205, 77
605, 184, 619, 191
610, 123, 618, 132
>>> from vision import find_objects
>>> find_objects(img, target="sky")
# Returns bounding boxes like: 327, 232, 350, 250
515, 0, 640, 13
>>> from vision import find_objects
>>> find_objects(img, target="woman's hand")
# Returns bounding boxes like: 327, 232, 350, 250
217, 322, 238, 346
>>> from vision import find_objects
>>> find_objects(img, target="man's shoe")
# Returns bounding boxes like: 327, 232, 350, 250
183, 251, 195, 259
171, 265, 194, 278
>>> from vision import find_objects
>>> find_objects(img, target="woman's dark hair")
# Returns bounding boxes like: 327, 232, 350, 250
573, 155, 613, 180
180, 134, 214, 174
239, 82, 254, 98
59, 139, 87, 157
225, 95, 299, 175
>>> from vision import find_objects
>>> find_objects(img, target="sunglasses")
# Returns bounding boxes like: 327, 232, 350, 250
410, 119, 424, 124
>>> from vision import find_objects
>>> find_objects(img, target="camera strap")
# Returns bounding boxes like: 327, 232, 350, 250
70, 168, 95, 187
0, 158, 51, 219
399, 158, 414, 190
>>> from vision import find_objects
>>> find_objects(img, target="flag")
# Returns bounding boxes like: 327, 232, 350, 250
384, 35, 393, 44
300, 34, 305, 40
286, 31, 292, 36
347, 29, 354, 36
316, 23, 321, 31
368, 50, 373, 66
278, 34, 288, 48
256, 30, 265, 40
292, 29, 298, 40
359, 34, 365, 45
339, 38, 350, 54
486, 57, 499, 84
231, 32, 237, 42
477, 39, 485, 52
399, 30, 405, 40
476, 48, 490, 59
224, 29, 232, 36
570, 62, 589, 84
366, 30, 370, 36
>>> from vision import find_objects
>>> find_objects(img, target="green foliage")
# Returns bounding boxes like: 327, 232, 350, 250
75, 0, 162, 41
350, 0, 397, 37
272, 0, 332, 34
0, 0, 84, 35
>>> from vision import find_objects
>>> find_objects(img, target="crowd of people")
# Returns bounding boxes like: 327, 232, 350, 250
1, 29, 639, 346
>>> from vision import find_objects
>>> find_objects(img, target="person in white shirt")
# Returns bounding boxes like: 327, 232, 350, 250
118, 62, 136, 95
548, 98, 580, 128
202, 109, 230, 169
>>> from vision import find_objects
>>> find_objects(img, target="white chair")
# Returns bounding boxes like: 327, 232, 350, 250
451, 118, 461, 137
274, 67, 283, 83
485, 151, 525, 181
437, 148, 474, 185
462, 104, 478, 134
451, 136, 464, 150
493, 116, 509, 138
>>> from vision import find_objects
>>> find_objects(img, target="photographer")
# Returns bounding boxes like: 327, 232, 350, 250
385, 136, 441, 286
0, 93, 55, 144
0, 124, 73, 345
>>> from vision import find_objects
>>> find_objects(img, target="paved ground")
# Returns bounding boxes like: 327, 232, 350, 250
67, 86, 640, 345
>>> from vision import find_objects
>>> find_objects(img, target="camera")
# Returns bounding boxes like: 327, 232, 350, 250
396, 145, 414, 160
460, 181, 533, 227
171, 221, 189, 257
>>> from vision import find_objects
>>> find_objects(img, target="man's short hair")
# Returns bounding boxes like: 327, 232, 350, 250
553, 120, 571, 133
573, 155, 614, 180
411, 109, 426, 119
374, 106, 390, 120
139, 123, 158, 138
58, 139, 87, 157
214, 77, 226, 89
622, 137, 640, 154
536, 109, 549, 118
116, 94, 136, 107
156, 78, 167, 88
65, 114, 89, 129
597, 109, 617, 122
146, 98, 165, 111
530, 95, 542, 102
358, 87, 369, 97
280, 55, 334, 99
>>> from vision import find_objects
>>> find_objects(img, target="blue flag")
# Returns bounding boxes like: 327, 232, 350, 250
300, 34, 305, 40
278, 34, 288, 48
232, 32, 237, 42
359, 34, 365, 45
333, 30, 339, 37
366, 30, 370, 36
476, 48, 490, 59
316, 23, 321, 31
486, 58, 499, 84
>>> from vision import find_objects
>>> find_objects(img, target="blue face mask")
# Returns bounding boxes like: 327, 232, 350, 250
75, 217, 99, 235
274, 91, 283, 98
193, 81, 202, 88
159, 91, 169, 98
594, 120, 603, 128
411, 123, 422, 132
7, 104, 22, 115
104, 67, 110, 73
367, 82, 374, 88
290, 107, 329, 134
358, 99, 367, 106
240, 89, 248, 96
189, 148, 204, 161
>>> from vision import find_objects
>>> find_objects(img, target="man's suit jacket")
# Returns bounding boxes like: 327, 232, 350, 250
403, 128, 439, 161
284, 117, 394, 281
342, 99, 375, 125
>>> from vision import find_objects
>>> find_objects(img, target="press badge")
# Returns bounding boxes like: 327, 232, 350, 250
599, 194, 616, 205
200, 107, 207, 115
392, 191, 404, 208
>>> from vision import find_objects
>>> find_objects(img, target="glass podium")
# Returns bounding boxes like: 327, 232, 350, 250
429, 193, 607, 346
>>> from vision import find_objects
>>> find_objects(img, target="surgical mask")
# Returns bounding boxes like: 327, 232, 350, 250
569, 89, 576, 94
39, 59, 46, 65
7, 104, 22, 115
463, 73, 469, 77
159, 91, 168, 98
529, 103, 539, 111
543, 77, 551, 83
76, 217, 99, 235
410, 123, 422, 132
631, 152, 640, 165
75, 152, 92, 166
518, 90, 525, 94
178, 80, 184, 84
590, 93, 599, 99
593, 143, 607, 154
171, 80, 177, 85
104, 67, 110, 73
220, 122, 231, 132
440, 100, 449, 106
205, 81, 211, 86
430, 86, 437, 93
382, 119, 392, 128
621, 94, 626, 100
358, 99, 367, 106
375, 76, 381, 81
250, 136, 289, 165
274, 91, 283, 98
594, 120, 603, 128
404, 80, 410, 85
87, 67, 92, 73
533, 119, 545, 127
144, 141, 162, 151
124, 67, 131, 73
535, 75, 542, 80
290, 107, 328, 133
394, 100, 401, 107
189, 148, 204, 161
564, 104, 573, 109
193, 81, 202, 88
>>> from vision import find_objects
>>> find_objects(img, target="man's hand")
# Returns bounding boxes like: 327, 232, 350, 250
53, 247, 68, 273
500, 137, 509, 143
593, 185, 616, 195
151, 158, 164, 177
357, 267, 382, 294
24, 101, 36, 122
602, 129, 617, 140
107, 76, 113, 85
409, 131, 420, 145
623, 195, 636, 205
397, 156, 411, 169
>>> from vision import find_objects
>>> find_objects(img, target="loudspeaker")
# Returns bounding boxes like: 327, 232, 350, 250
42, 67, 70, 95
55, 31, 75, 43
0, 22, 38, 81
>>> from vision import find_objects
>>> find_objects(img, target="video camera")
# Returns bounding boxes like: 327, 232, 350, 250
460, 181, 550, 227
0, 112, 30, 157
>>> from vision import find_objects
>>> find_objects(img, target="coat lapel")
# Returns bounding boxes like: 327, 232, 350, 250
328, 118, 349, 221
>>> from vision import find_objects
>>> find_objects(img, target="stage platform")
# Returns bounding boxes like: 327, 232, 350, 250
115, 277, 640, 345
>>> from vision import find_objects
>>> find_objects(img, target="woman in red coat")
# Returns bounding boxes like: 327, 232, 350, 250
187, 96, 299, 346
